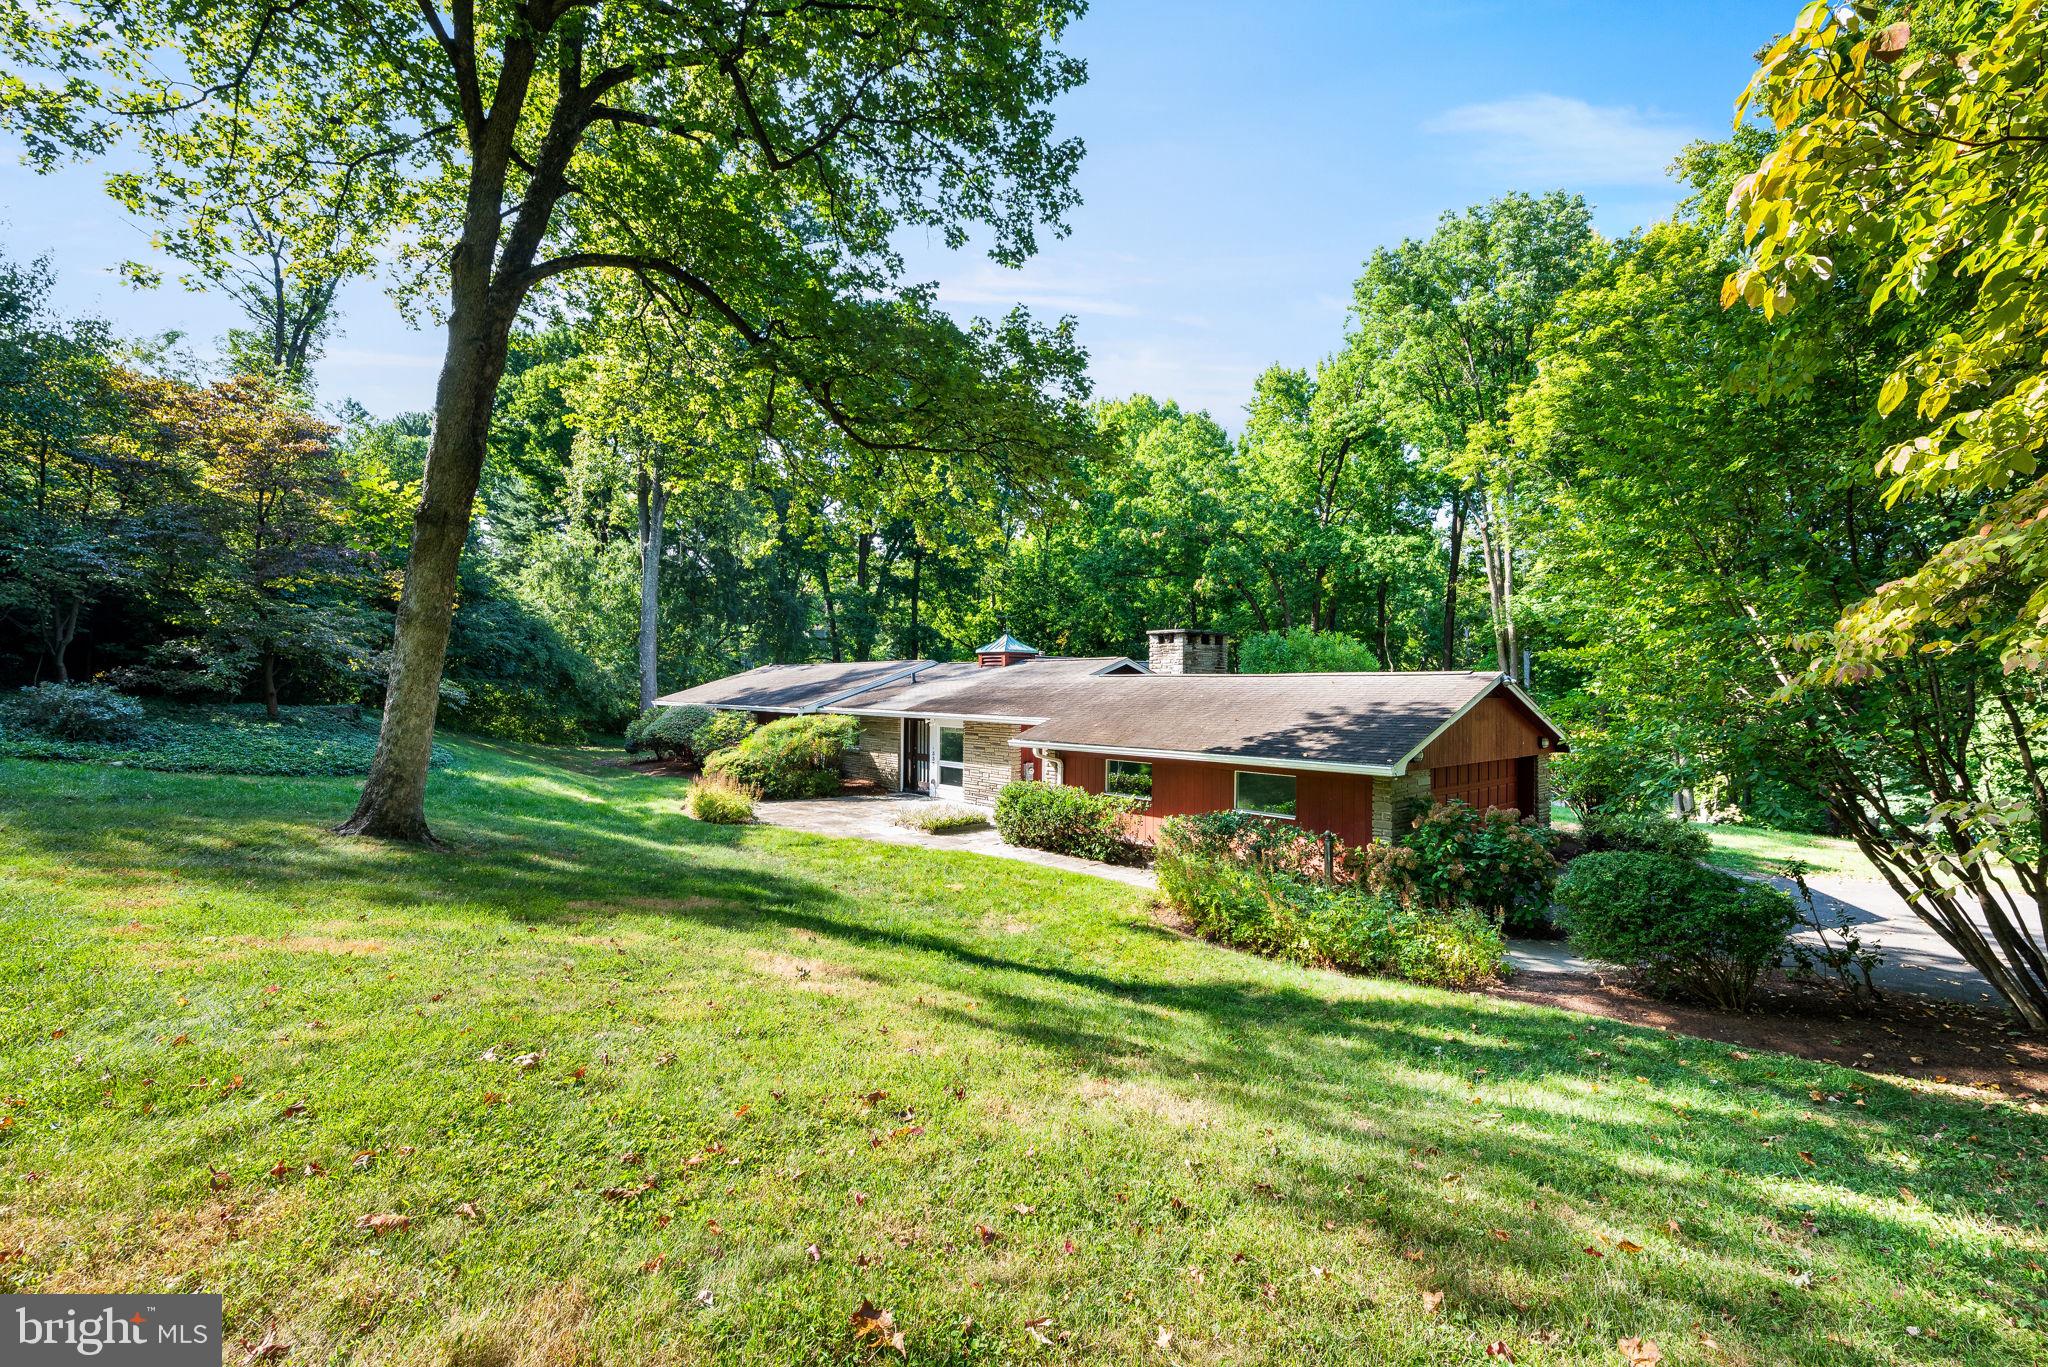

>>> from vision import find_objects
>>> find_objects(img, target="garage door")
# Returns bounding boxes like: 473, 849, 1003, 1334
1431, 759, 1526, 815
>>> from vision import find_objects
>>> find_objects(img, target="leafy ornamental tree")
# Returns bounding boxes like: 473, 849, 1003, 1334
1348, 192, 1597, 670
1724, 2, 2048, 1025
119, 375, 375, 718
3, 0, 1093, 842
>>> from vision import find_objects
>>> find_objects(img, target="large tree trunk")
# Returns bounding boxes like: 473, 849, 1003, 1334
636, 465, 669, 711
339, 272, 517, 843
1478, 491, 1517, 673
1441, 491, 1466, 669
1373, 579, 1391, 670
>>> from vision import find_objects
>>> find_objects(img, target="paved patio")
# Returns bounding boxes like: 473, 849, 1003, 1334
754, 793, 1997, 1004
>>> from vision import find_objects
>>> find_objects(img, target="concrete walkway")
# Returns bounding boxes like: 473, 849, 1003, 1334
755, 794, 2000, 1006
752, 792, 1158, 890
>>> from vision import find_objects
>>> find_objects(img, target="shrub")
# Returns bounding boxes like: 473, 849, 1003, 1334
687, 778, 754, 824
691, 709, 756, 757
1555, 852, 1797, 1009
703, 713, 855, 799
993, 782, 1145, 864
894, 802, 988, 834
1396, 802, 1558, 934
1154, 827, 1506, 985
1578, 808, 1711, 861
5, 682, 146, 742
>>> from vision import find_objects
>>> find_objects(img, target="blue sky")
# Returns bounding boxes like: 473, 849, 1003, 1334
0, 0, 1791, 429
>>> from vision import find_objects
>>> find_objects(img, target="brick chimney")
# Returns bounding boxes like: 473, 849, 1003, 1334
1147, 628, 1228, 675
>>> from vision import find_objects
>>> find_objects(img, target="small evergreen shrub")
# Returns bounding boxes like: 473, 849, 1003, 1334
5, 682, 146, 742
1555, 851, 1796, 1009
627, 706, 757, 764
1578, 808, 1711, 861
687, 778, 754, 824
993, 782, 1145, 864
703, 713, 855, 799
1396, 802, 1558, 934
894, 802, 989, 834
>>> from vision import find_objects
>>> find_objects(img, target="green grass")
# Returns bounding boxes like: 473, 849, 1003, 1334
2, 741, 2041, 1365
0, 701, 453, 778
1550, 802, 1877, 881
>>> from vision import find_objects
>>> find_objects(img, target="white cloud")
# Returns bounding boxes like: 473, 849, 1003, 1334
1422, 94, 1699, 187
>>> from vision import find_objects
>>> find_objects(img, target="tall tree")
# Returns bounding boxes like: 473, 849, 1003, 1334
1348, 192, 1597, 669
5, 0, 1093, 841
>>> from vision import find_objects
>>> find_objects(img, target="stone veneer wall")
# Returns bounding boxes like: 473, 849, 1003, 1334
962, 722, 1023, 806
841, 715, 901, 789
1369, 770, 1434, 843
1531, 754, 1553, 826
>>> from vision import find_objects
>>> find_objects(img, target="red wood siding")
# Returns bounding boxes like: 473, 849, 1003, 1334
1431, 758, 1526, 815
1053, 752, 1373, 846
1419, 693, 1547, 768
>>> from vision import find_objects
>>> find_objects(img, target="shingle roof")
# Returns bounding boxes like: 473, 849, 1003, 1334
654, 660, 1560, 773
1003, 672, 1509, 770
651, 659, 928, 713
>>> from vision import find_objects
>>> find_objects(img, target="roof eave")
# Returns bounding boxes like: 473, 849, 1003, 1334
1006, 736, 1402, 778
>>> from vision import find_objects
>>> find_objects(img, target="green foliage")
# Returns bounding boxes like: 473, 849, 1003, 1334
1732, 2, 2048, 675
686, 778, 754, 825
633, 705, 711, 760
1395, 803, 1558, 934
1578, 809, 1712, 862
893, 802, 989, 834
702, 713, 855, 800
1237, 630, 1384, 674
0, 702, 448, 777
1154, 829, 1506, 987
1555, 852, 1797, 1010
3, 681, 145, 741
992, 782, 1145, 864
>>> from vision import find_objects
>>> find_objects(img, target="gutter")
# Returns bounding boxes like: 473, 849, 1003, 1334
1003, 735, 1404, 778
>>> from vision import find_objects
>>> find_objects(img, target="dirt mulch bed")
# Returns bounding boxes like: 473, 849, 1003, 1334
1490, 969, 2046, 1103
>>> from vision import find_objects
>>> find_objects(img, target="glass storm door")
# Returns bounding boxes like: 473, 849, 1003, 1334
936, 724, 966, 800
904, 720, 932, 792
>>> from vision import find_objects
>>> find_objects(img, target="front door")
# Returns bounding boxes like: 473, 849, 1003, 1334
935, 724, 966, 801
902, 720, 932, 793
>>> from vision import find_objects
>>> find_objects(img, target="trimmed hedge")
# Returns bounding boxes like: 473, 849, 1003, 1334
993, 782, 1145, 864
702, 713, 855, 799
1555, 851, 1796, 1009
1577, 808, 1711, 861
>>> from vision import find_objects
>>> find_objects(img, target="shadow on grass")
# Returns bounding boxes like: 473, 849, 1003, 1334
3, 741, 2042, 1359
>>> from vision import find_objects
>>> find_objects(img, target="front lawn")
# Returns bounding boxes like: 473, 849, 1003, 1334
1, 740, 2041, 1364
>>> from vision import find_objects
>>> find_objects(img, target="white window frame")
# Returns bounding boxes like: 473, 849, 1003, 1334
1232, 770, 1297, 821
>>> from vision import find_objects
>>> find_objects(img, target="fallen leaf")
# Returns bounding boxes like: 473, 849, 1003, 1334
353, 1212, 409, 1236
805, 1243, 822, 1263
1155, 1326, 1174, 1349
1489, 1228, 1511, 1242
1618, 1337, 1662, 1366
850, 1300, 906, 1356
1421, 1290, 1445, 1316
242, 1325, 290, 1363
694, 1287, 715, 1309
454, 1201, 481, 1221
1616, 1239, 1643, 1254
975, 1223, 1000, 1245
1582, 1246, 1605, 1259
641, 1254, 667, 1273
1486, 1343, 1515, 1361
279, 1101, 308, 1119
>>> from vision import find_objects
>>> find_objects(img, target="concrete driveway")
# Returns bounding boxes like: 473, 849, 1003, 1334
1511, 870, 2003, 1006
751, 792, 1158, 890
754, 794, 2001, 1006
